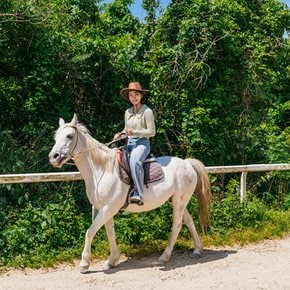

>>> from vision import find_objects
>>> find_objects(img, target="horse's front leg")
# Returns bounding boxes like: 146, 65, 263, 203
80, 206, 117, 273
104, 218, 120, 269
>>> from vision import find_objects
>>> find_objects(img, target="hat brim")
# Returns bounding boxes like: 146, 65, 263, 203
120, 88, 149, 100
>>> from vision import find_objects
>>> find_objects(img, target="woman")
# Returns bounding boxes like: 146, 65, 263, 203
114, 82, 156, 205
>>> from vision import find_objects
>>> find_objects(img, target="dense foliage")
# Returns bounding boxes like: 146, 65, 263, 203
0, 0, 289, 268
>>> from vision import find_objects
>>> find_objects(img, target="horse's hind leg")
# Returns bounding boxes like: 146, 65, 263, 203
183, 208, 202, 257
158, 200, 187, 264
104, 218, 120, 269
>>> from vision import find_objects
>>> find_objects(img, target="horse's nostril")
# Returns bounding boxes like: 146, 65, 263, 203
53, 153, 60, 159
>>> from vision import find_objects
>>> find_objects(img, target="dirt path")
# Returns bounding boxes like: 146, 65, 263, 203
1, 236, 289, 290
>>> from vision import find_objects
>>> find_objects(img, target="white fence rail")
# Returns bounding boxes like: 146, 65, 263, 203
0, 164, 289, 203
0, 172, 83, 184
206, 163, 290, 201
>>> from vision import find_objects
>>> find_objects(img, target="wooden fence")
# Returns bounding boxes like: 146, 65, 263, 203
0, 163, 289, 203
1, 163, 289, 220
206, 163, 290, 202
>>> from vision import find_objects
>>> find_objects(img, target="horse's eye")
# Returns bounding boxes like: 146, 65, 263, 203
67, 134, 73, 140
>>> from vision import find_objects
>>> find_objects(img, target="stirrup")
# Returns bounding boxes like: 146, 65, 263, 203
131, 198, 144, 206
129, 193, 144, 205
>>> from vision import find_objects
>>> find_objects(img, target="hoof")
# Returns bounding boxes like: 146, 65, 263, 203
79, 262, 90, 274
157, 257, 167, 266
105, 254, 120, 270
105, 260, 115, 270
191, 249, 202, 259
107, 263, 114, 270
79, 266, 89, 274
191, 252, 201, 259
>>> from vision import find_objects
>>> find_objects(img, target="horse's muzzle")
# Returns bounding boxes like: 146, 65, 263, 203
49, 151, 67, 168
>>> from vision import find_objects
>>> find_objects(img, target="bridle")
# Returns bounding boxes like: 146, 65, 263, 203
64, 125, 126, 159
68, 125, 79, 158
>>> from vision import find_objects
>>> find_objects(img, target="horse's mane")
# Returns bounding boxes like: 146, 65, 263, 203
76, 123, 115, 169
76, 122, 91, 135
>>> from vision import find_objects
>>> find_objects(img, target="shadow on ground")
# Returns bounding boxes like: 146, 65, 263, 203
84, 248, 237, 275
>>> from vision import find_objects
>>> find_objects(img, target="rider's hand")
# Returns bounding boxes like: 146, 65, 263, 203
113, 132, 121, 140
125, 128, 133, 136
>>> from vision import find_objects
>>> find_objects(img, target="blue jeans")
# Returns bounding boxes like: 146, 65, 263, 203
126, 138, 150, 196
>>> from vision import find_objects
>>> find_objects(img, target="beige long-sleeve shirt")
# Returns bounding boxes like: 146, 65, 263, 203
123, 104, 155, 139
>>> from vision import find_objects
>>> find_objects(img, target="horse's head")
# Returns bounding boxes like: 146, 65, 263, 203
49, 114, 79, 168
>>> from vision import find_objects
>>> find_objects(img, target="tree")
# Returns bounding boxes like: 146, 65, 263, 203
144, 0, 290, 165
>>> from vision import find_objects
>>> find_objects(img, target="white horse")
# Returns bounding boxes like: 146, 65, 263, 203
48, 114, 211, 273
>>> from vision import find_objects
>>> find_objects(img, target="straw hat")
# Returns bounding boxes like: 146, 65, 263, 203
120, 82, 149, 100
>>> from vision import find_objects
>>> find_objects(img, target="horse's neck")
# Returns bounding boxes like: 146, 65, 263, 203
73, 136, 119, 206
74, 154, 95, 181
73, 135, 115, 181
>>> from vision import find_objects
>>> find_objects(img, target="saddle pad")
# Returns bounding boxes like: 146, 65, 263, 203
144, 160, 164, 185
116, 150, 164, 185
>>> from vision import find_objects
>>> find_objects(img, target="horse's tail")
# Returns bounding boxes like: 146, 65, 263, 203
186, 158, 211, 234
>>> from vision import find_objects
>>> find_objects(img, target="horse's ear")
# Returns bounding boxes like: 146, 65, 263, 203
59, 118, 65, 127
71, 113, 78, 126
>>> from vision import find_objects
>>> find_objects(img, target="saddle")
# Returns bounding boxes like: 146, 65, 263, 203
116, 147, 164, 187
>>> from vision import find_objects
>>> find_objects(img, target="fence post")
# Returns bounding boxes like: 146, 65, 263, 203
240, 171, 248, 202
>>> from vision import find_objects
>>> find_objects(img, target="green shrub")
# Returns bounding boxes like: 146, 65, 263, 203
115, 204, 172, 244
208, 178, 289, 243
0, 195, 89, 268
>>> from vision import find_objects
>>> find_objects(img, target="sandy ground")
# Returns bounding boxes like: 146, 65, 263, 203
1, 236, 289, 290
